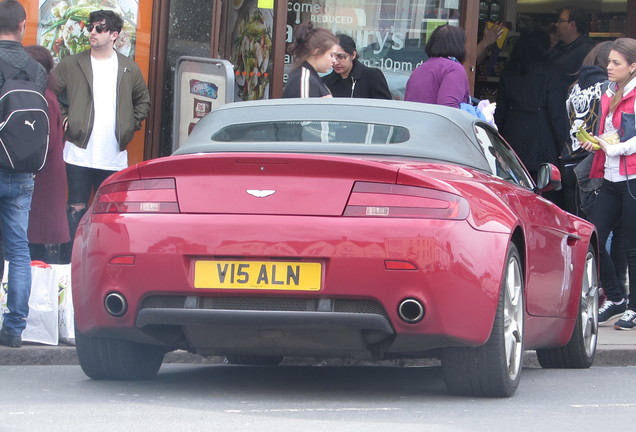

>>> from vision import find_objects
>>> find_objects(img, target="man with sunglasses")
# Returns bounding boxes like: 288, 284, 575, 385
53, 9, 150, 262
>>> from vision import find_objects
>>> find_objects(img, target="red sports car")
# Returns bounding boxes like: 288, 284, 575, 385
72, 99, 599, 397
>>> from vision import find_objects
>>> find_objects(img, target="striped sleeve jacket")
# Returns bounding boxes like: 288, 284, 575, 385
282, 61, 332, 98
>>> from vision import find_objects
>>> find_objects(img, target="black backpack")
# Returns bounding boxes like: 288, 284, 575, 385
0, 57, 49, 173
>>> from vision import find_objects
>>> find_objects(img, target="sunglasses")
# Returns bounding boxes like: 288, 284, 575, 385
87, 24, 110, 33
331, 53, 350, 61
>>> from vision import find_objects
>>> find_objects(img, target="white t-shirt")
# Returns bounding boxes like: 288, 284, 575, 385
63, 52, 128, 170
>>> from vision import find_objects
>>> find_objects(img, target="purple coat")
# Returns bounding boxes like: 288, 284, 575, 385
28, 88, 70, 245
404, 57, 470, 108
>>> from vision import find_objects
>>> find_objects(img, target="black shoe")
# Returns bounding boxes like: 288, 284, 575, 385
598, 299, 627, 325
614, 310, 636, 330
0, 327, 22, 348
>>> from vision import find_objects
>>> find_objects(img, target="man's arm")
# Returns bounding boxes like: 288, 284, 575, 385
130, 64, 151, 131
52, 59, 69, 120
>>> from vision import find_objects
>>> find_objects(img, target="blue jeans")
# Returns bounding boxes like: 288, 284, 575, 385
0, 170, 34, 335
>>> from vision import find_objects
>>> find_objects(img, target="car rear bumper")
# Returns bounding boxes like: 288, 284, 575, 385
73, 213, 511, 357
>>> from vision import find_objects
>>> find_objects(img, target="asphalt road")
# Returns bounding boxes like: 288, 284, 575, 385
1, 363, 635, 431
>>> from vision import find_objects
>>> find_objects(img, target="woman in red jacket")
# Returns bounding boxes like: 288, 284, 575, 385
582, 38, 636, 330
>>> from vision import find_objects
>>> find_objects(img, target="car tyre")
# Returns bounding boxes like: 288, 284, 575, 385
441, 243, 524, 397
76, 329, 165, 380
223, 355, 284, 366
536, 246, 598, 368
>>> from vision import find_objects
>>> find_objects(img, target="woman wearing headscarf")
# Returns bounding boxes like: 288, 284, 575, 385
494, 26, 569, 204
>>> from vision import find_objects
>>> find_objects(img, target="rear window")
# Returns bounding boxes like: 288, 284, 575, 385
211, 121, 410, 144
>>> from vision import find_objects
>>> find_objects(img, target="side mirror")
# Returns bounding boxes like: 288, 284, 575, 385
535, 163, 562, 193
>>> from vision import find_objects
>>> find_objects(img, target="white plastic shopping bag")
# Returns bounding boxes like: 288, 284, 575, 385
24, 261, 59, 345
0, 264, 9, 320
1, 261, 59, 345
55, 264, 74, 345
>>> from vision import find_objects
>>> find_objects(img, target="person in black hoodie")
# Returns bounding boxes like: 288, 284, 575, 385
494, 27, 569, 206
566, 41, 612, 215
322, 34, 392, 99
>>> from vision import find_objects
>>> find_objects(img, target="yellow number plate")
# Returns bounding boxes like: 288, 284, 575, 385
194, 261, 322, 291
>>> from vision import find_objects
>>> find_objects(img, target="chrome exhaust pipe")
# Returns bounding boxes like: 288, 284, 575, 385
398, 298, 424, 323
104, 292, 127, 317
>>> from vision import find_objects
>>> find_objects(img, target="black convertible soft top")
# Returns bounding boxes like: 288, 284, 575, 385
175, 98, 493, 172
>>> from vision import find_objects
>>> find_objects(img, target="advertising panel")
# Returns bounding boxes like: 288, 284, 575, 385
172, 57, 235, 151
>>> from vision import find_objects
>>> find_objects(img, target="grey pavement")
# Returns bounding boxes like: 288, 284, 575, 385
0, 323, 634, 367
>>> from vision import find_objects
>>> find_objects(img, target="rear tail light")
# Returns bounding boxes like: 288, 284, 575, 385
93, 178, 180, 214
344, 182, 469, 219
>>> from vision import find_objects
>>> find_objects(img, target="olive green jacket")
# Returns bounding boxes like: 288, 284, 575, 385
53, 50, 151, 151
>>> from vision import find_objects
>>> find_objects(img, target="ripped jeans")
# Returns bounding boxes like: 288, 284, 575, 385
61, 163, 117, 263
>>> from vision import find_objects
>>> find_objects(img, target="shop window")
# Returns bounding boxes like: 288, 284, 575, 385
37, 1, 139, 63
284, 0, 462, 100
225, 1, 274, 101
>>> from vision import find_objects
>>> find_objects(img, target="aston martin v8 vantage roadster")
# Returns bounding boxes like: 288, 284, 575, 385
72, 99, 599, 397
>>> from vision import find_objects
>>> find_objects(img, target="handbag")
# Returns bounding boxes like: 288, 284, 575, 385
574, 153, 603, 216
619, 112, 635, 141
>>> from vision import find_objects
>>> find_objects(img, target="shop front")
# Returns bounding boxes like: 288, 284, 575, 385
17, 0, 636, 161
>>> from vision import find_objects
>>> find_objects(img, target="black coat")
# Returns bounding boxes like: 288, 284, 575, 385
495, 63, 569, 173
548, 34, 596, 87
322, 61, 392, 99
